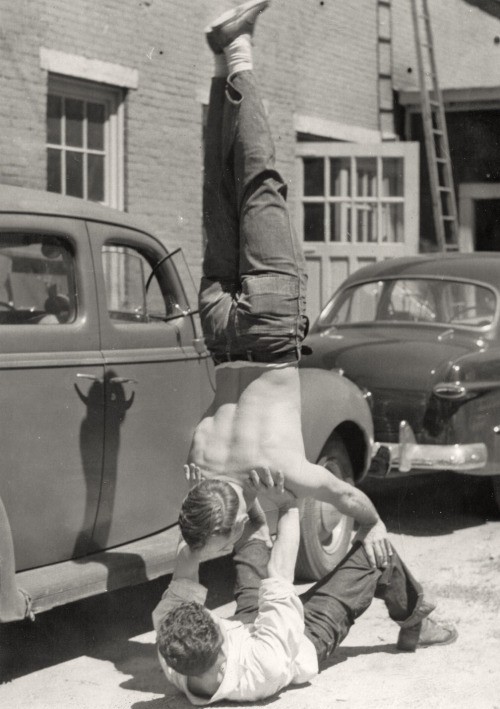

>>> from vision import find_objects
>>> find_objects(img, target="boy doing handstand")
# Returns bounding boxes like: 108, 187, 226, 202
183, 0, 390, 568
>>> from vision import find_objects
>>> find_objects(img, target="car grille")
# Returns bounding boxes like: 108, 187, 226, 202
371, 389, 429, 442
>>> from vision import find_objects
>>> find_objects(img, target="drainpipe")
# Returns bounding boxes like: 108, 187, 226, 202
0, 496, 33, 622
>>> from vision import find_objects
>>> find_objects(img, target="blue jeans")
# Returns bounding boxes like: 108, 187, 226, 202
231, 540, 424, 665
200, 71, 308, 363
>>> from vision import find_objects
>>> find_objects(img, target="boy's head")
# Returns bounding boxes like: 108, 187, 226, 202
158, 601, 223, 676
179, 479, 248, 551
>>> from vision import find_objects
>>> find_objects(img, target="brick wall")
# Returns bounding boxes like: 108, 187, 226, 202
0, 1, 47, 190
295, 0, 379, 132
393, 0, 500, 92
0, 0, 381, 282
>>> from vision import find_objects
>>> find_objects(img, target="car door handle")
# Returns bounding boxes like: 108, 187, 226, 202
109, 376, 138, 385
76, 373, 100, 381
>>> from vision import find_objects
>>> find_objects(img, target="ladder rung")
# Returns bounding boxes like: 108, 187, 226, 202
432, 129, 444, 135
442, 216, 456, 221
436, 158, 447, 163
439, 186, 452, 192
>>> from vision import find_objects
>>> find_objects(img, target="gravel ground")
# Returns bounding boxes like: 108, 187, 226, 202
1, 473, 499, 709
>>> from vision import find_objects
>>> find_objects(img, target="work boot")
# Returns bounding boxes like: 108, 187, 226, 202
206, 0, 270, 54
397, 615, 458, 651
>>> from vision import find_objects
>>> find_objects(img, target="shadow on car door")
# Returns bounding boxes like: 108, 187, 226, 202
87, 223, 211, 551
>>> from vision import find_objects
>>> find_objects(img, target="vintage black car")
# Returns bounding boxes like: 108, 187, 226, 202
303, 253, 500, 512
0, 185, 374, 623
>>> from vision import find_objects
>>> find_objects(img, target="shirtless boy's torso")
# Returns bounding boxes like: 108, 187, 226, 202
188, 363, 304, 484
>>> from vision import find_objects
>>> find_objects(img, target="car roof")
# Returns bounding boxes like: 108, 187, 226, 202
0, 184, 155, 235
340, 252, 500, 289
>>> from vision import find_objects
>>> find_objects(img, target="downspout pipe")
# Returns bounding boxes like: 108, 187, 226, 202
0, 496, 33, 622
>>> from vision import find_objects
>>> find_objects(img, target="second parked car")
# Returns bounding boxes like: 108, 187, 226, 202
302, 252, 500, 512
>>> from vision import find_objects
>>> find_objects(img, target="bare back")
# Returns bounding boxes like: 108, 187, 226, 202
188, 363, 306, 487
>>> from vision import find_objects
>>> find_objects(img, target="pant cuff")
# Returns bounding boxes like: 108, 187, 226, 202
397, 595, 436, 628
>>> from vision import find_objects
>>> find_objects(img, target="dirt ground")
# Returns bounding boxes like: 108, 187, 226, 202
1, 473, 499, 709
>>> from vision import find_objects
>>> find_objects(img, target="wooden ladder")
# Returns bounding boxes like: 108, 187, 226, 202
377, 0, 396, 140
411, 0, 459, 251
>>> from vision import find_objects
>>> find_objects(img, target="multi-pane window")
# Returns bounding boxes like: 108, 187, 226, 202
302, 155, 405, 244
47, 95, 106, 201
46, 77, 123, 207
296, 142, 418, 317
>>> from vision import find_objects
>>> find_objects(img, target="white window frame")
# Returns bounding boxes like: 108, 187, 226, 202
47, 75, 124, 209
296, 142, 419, 254
296, 141, 419, 319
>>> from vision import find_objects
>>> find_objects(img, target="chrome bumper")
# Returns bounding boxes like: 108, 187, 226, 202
373, 421, 488, 476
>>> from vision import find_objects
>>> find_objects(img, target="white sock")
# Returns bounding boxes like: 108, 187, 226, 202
223, 33, 253, 74
213, 53, 228, 77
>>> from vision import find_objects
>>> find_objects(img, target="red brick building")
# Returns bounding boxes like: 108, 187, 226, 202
1, 0, 499, 316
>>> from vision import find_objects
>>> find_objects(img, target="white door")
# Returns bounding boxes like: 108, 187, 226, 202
296, 142, 420, 320
459, 183, 500, 253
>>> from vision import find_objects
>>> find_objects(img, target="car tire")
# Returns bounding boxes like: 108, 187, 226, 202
295, 433, 355, 581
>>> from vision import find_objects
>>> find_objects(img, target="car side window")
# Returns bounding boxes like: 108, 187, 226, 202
325, 281, 383, 325
101, 244, 189, 324
445, 282, 496, 327
0, 234, 76, 325
384, 280, 437, 322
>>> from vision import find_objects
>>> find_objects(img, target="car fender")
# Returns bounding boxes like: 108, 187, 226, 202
299, 367, 373, 482
434, 348, 500, 475
0, 495, 33, 622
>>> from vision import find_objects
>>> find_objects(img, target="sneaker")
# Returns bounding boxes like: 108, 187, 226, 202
206, 0, 270, 54
397, 616, 458, 652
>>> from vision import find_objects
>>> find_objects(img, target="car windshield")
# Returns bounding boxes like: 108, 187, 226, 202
318, 278, 497, 329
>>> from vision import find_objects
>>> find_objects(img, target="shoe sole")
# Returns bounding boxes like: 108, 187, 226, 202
206, 0, 270, 34
418, 626, 458, 648
397, 626, 458, 652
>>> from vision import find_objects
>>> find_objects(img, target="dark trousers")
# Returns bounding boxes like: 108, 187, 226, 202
231, 539, 423, 664
199, 71, 308, 362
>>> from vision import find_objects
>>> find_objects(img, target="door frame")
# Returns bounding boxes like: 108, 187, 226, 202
459, 183, 500, 252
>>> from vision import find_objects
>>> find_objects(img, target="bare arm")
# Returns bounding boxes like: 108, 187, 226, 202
269, 459, 392, 569
288, 459, 378, 523
302, 460, 393, 568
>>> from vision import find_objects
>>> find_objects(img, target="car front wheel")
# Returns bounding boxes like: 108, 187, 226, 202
295, 433, 355, 581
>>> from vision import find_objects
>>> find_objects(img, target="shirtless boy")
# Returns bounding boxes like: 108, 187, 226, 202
182, 0, 391, 567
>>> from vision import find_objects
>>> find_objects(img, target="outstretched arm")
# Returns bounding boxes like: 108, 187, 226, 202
259, 458, 392, 569
172, 536, 203, 583
152, 536, 206, 633
301, 459, 392, 568
267, 498, 300, 583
